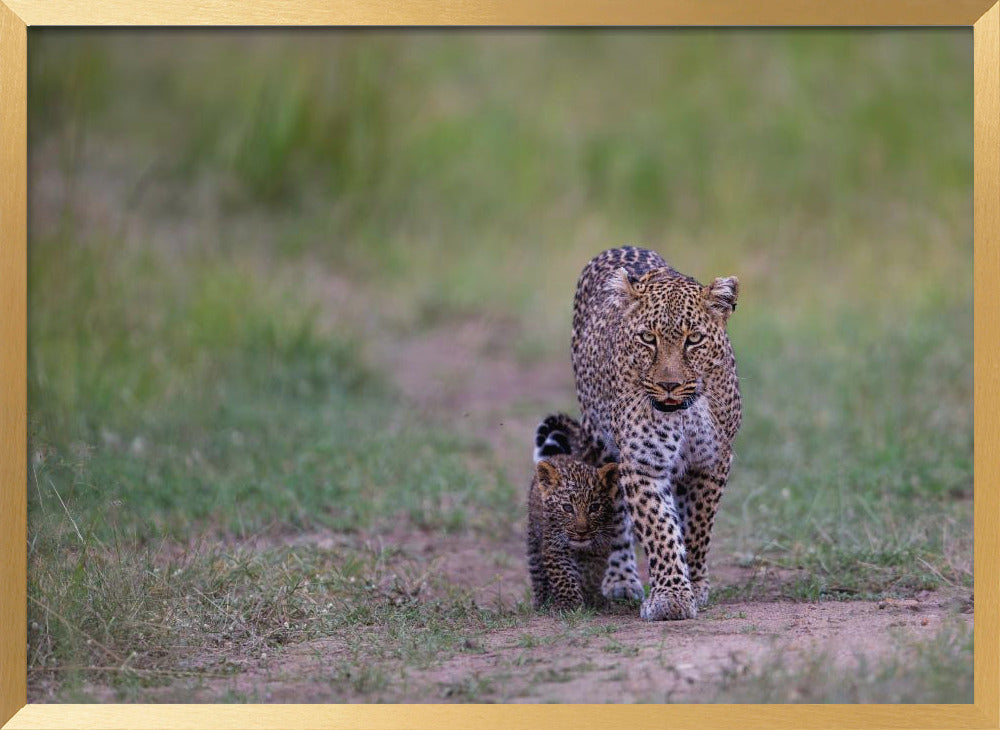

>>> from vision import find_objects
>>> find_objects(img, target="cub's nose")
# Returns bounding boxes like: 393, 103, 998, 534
657, 381, 681, 392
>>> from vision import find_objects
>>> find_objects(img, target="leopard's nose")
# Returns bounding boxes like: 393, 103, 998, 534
658, 381, 681, 391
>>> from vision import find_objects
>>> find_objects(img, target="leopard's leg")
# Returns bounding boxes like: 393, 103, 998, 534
674, 460, 730, 609
542, 539, 585, 611
600, 488, 644, 602
576, 420, 644, 603
618, 441, 696, 621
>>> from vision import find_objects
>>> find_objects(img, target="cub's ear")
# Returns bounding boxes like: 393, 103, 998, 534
703, 276, 739, 321
605, 267, 643, 307
535, 460, 561, 495
596, 462, 619, 492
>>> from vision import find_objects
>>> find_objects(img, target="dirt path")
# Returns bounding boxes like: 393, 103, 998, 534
175, 313, 969, 703
418, 587, 968, 703
151, 527, 970, 703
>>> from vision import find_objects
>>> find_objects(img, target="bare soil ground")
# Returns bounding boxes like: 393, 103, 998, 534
135, 526, 970, 703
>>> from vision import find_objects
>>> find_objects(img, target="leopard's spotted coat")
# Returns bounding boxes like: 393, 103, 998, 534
570, 246, 741, 620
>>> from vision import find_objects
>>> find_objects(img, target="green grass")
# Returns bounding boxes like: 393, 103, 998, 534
28, 232, 513, 540
27, 226, 517, 699
28, 535, 527, 701
27, 28, 973, 702
715, 295, 973, 599
29, 30, 971, 339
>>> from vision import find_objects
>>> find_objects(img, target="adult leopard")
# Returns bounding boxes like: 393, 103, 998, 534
571, 246, 741, 621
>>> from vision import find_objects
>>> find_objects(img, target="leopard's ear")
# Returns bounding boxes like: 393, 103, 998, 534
605, 267, 643, 306
703, 276, 739, 322
535, 460, 561, 495
596, 462, 619, 493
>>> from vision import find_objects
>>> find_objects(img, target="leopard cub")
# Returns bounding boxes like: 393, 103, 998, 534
527, 453, 621, 611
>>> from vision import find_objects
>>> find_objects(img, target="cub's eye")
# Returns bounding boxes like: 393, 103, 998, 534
588, 502, 603, 515
561, 503, 575, 515
685, 332, 704, 347
637, 331, 656, 346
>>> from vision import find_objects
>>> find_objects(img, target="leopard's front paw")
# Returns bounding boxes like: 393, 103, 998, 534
640, 586, 697, 621
602, 572, 644, 602
690, 578, 711, 608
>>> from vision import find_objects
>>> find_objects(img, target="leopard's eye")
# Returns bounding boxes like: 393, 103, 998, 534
561, 503, 575, 515
685, 332, 704, 348
637, 331, 656, 346
588, 502, 603, 515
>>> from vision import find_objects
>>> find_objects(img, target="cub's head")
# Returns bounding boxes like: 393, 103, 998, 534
535, 457, 619, 550
606, 266, 738, 413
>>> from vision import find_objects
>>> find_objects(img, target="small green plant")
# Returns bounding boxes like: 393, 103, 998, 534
603, 639, 640, 656
441, 674, 494, 701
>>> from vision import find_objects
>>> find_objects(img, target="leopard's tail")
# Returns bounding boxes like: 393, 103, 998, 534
533, 413, 583, 463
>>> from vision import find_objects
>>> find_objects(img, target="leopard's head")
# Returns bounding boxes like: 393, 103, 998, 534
536, 457, 619, 551
606, 266, 738, 413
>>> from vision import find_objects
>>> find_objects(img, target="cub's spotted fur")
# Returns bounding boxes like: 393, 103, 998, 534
571, 246, 741, 621
527, 453, 622, 611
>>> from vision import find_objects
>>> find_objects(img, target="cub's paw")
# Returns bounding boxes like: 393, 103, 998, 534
640, 587, 698, 621
691, 578, 711, 608
602, 573, 644, 602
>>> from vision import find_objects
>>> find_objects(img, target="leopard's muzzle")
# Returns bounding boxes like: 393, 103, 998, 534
649, 380, 700, 413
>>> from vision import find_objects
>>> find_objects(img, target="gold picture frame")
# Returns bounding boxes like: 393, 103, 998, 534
1, 2, 997, 728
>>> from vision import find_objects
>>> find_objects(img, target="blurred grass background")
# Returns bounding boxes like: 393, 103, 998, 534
27, 29, 972, 702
